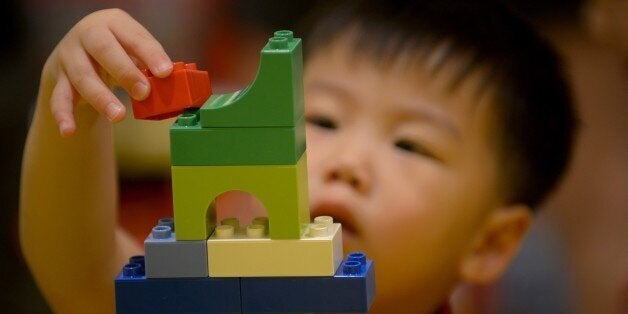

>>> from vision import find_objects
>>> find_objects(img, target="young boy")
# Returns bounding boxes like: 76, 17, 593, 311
20, 1, 576, 313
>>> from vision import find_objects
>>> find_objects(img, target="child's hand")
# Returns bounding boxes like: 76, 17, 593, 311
43, 8, 173, 136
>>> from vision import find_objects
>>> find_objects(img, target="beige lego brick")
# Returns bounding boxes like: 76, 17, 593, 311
207, 217, 343, 277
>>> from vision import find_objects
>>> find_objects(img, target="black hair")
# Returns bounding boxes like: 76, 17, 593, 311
302, 0, 577, 209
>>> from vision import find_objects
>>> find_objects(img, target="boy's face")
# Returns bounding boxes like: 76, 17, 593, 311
304, 39, 508, 311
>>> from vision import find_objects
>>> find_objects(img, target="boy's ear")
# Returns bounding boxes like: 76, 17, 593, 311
459, 204, 532, 284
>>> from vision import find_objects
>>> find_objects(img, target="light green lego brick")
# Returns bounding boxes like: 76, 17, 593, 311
172, 154, 310, 240
200, 30, 304, 127
207, 222, 343, 277
170, 112, 305, 166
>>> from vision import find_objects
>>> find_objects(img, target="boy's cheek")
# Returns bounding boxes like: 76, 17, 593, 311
361, 214, 426, 252
305, 136, 326, 174
362, 205, 467, 260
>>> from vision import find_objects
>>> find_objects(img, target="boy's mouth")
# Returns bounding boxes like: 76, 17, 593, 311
310, 201, 360, 240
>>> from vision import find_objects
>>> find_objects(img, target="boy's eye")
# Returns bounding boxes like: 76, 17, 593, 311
394, 139, 435, 159
306, 115, 337, 130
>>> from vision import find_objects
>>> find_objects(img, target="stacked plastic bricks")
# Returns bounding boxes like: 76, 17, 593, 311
114, 30, 375, 313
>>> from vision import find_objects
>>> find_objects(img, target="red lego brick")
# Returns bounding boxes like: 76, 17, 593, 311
131, 62, 212, 120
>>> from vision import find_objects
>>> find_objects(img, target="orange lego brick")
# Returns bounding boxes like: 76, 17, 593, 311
131, 62, 212, 120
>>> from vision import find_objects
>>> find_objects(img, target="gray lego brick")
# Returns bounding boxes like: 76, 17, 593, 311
144, 226, 208, 278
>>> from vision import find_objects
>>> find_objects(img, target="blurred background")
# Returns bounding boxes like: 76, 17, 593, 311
1, 0, 625, 313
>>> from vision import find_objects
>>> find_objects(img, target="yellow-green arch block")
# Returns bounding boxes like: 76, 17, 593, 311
172, 155, 310, 240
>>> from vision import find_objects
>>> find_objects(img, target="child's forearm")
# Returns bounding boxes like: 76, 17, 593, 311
19, 9, 171, 311
20, 88, 140, 312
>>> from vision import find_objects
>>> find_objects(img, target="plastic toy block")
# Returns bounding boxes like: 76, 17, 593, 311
199, 30, 303, 127
240, 252, 376, 313
116, 29, 377, 313
170, 112, 305, 166
115, 259, 240, 314
131, 62, 211, 120
157, 217, 174, 231
144, 225, 208, 278
171, 154, 309, 240
207, 217, 343, 277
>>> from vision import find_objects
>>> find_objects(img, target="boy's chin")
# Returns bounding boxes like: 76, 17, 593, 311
341, 231, 362, 253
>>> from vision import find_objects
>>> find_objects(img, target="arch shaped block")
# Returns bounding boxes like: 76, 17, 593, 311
172, 155, 310, 240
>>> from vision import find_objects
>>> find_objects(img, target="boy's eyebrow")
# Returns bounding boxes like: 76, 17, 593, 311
307, 80, 462, 141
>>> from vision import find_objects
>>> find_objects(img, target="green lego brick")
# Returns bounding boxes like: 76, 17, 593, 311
170, 112, 305, 166
199, 30, 304, 127
172, 154, 310, 240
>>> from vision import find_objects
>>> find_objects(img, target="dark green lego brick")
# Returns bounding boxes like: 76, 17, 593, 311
199, 30, 304, 128
170, 111, 306, 166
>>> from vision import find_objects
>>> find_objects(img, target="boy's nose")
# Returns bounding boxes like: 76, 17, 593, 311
327, 168, 365, 191
323, 149, 371, 195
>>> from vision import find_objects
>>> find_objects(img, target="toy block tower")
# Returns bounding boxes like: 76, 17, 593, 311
115, 30, 375, 313
170, 30, 308, 242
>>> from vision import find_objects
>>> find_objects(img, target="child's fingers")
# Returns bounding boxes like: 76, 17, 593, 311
50, 71, 77, 137
60, 46, 126, 123
80, 25, 149, 100
109, 14, 173, 78
130, 55, 148, 71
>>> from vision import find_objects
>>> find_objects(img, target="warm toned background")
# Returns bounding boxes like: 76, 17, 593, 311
2, 1, 626, 313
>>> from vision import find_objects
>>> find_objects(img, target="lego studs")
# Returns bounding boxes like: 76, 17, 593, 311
342, 261, 361, 275
122, 255, 146, 278
348, 252, 367, 265
246, 225, 265, 238
129, 255, 146, 269
157, 217, 174, 232
122, 263, 143, 277
274, 30, 294, 40
307, 216, 334, 237
269, 30, 294, 49
214, 225, 235, 239
151, 225, 172, 239
269, 37, 288, 49
309, 224, 328, 237
314, 215, 333, 226
252, 216, 269, 231
213, 217, 270, 239
177, 112, 199, 127
221, 218, 240, 230
342, 252, 368, 276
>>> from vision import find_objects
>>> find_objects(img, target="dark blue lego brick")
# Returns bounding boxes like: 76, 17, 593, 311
241, 252, 376, 313
115, 261, 241, 314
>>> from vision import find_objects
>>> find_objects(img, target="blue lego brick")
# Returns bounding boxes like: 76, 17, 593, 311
241, 252, 376, 313
144, 225, 208, 278
115, 260, 241, 314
